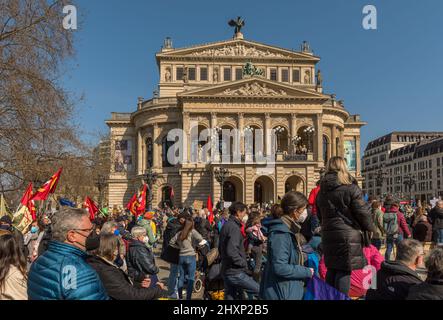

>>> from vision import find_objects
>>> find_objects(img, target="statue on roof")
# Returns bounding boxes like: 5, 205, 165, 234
243, 62, 264, 77
228, 17, 245, 36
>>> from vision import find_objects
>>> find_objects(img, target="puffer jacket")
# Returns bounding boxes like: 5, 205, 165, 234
126, 239, 159, 283
260, 218, 312, 300
27, 241, 109, 300
316, 172, 375, 271
407, 279, 443, 300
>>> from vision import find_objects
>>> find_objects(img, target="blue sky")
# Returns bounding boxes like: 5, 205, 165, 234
66, 0, 443, 152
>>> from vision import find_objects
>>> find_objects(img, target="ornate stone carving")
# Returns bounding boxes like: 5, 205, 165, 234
191, 44, 291, 58
219, 82, 288, 96
304, 70, 311, 84
165, 67, 171, 82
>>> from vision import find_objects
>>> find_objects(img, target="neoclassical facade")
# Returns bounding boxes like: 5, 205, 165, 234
106, 31, 365, 209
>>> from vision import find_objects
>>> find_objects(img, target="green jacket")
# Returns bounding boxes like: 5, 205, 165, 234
137, 219, 157, 248
372, 208, 385, 239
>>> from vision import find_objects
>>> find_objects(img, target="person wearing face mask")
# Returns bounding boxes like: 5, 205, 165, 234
126, 227, 161, 288
27, 208, 109, 300
23, 221, 40, 268
86, 234, 166, 300
259, 191, 314, 300
316, 156, 375, 296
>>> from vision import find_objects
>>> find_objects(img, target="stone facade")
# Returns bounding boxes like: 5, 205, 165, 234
106, 34, 365, 209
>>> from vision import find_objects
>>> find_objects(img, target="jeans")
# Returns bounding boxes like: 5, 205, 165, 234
167, 263, 179, 298
223, 272, 260, 300
178, 255, 196, 300
325, 268, 352, 295
371, 239, 382, 251
385, 234, 404, 261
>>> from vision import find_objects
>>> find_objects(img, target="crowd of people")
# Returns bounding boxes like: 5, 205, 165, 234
1, 156, 443, 300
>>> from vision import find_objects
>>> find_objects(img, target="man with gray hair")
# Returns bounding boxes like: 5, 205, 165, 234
27, 207, 109, 300
366, 239, 424, 300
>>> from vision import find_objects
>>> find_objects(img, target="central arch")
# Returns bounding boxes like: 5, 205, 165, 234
223, 175, 243, 203
284, 175, 305, 194
254, 176, 274, 204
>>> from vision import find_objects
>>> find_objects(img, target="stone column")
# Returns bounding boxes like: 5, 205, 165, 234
339, 128, 345, 157
316, 113, 323, 162
137, 129, 143, 175
183, 112, 190, 163
331, 125, 337, 157
265, 113, 271, 156
238, 113, 244, 155
210, 112, 218, 161
152, 123, 160, 168
290, 113, 297, 153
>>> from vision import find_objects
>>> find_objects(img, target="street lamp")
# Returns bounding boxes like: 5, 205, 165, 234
95, 174, 106, 208
274, 126, 285, 152
143, 167, 160, 211
303, 126, 315, 152
214, 167, 230, 210
403, 173, 416, 204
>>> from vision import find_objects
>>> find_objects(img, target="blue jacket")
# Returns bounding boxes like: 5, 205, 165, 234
28, 241, 109, 300
260, 218, 312, 300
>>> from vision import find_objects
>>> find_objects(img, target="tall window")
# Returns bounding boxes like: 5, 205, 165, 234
235, 68, 243, 80
200, 67, 208, 81
270, 68, 277, 81
188, 67, 196, 81
146, 137, 153, 168
292, 69, 300, 83
162, 136, 174, 167
176, 67, 184, 81
323, 135, 329, 164
224, 67, 231, 81
281, 69, 289, 82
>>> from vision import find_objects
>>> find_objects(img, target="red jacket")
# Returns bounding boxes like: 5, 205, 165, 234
308, 185, 321, 215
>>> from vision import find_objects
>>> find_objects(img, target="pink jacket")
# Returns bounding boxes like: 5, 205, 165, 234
319, 245, 384, 298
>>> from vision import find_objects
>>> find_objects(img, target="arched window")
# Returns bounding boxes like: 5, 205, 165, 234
146, 137, 153, 168
323, 135, 329, 164
162, 136, 174, 167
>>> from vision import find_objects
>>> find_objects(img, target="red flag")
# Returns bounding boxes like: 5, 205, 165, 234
136, 184, 147, 216
207, 195, 214, 225
20, 183, 33, 206
126, 193, 138, 215
32, 168, 63, 201
84, 197, 98, 220
20, 183, 37, 221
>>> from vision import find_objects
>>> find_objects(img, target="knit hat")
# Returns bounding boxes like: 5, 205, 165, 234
0, 216, 12, 225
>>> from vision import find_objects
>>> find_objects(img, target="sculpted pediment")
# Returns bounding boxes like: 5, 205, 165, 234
178, 78, 328, 100
157, 39, 319, 62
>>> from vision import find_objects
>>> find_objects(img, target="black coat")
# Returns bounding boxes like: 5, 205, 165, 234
429, 207, 443, 230
126, 240, 159, 283
194, 217, 211, 241
366, 261, 423, 300
219, 215, 247, 275
160, 218, 182, 264
316, 172, 374, 271
407, 279, 443, 300
87, 255, 164, 300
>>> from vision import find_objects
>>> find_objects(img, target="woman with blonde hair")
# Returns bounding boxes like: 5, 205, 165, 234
316, 156, 375, 295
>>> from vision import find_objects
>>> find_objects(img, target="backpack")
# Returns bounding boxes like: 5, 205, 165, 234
383, 212, 398, 237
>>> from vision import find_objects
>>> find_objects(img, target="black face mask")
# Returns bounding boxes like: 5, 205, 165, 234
85, 232, 100, 252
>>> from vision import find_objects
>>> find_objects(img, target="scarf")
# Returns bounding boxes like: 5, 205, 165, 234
280, 215, 304, 265
246, 224, 265, 241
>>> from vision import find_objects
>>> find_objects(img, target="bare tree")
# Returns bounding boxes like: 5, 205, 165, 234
0, 0, 84, 199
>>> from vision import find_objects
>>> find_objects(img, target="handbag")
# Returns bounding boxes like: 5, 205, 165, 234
161, 245, 180, 265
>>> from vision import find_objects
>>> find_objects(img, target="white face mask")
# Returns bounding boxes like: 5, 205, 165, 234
297, 209, 308, 224
143, 236, 149, 244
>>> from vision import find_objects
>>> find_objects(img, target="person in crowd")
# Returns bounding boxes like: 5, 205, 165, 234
194, 210, 211, 243
412, 215, 433, 243
0, 215, 27, 257
170, 217, 207, 300
366, 239, 424, 300
23, 219, 44, 267
384, 203, 410, 261
308, 180, 321, 216
245, 211, 266, 282
27, 207, 108, 300
161, 212, 186, 299
319, 244, 384, 298
87, 233, 165, 300
412, 207, 426, 229
407, 247, 443, 300
315, 156, 375, 295
137, 212, 157, 249
0, 233, 28, 300
428, 200, 443, 245
101, 221, 127, 271
371, 200, 385, 250
126, 226, 160, 287
219, 202, 259, 300
36, 214, 52, 256
260, 192, 314, 300
217, 209, 230, 233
